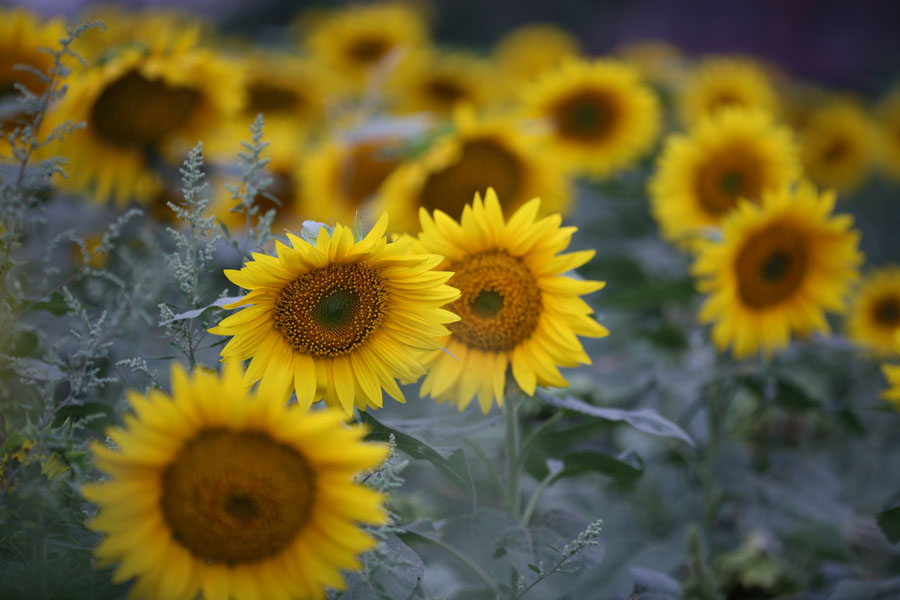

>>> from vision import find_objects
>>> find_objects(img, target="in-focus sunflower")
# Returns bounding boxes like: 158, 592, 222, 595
650, 108, 800, 248
417, 188, 608, 413
0, 9, 64, 148
679, 56, 778, 127
847, 267, 900, 354
882, 332, 900, 410
875, 88, 900, 180
693, 182, 862, 358
300, 134, 406, 225
303, 3, 427, 93
386, 51, 492, 116
522, 58, 661, 177
377, 108, 571, 233
494, 24, 579, 90
799, 99, 875, 192
49, 42, 241, 205
82, 361, 389, 600
209, 215, 459, 413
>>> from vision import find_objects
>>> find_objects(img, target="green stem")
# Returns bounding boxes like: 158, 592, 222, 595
467, 439, 507, 508
520, 470, 560, 527
517, 412, 563, 470
406, 531, 499, 595
504, 392, 521, 519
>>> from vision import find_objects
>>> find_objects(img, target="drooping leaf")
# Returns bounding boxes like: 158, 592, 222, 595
558, 450, 644, 482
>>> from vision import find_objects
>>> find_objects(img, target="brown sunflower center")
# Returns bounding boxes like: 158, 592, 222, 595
273, 262, 388, 357
708, 92, 742, 112
447, 249, 542, 351
424, 77, 469, 108
420, 138, 524, 221
339, 140, 402, 208
90, 69, 201, 148
872, 295, 900, 327
695, 147, 763, 216
822, 137, 851, 165
246, 81, 302, 116
255, 169, 298, 217
161, 429, 314, 565
551, 89, 619, 142
346, 36, 392, 65
735, 224, 809, 309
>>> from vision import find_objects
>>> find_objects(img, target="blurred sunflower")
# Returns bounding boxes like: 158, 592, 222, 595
679, 56, 778, 127
416, 188, 608, 413
50, 42, 241, 205
494, 24, 579, 90
799, 99, 875, 192
615, 40, 686, 88
304, 3, 427, 93
522, 58, 661, 177
0, 9, 64, 149
650, 108, 800, 249
876, 88, 900, 180
847, 267, 900, 354
882, 332, 900, 410
82, 361, 389, 600
377, 108, 571, 233
386, 51, 492, 116
693, 182, 862, 358
300, 134, 405, 225
209, 215, 459, 413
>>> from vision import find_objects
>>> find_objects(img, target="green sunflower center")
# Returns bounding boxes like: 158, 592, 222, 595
735, 224, 810, 309
90, 69, 201, 149
274, 262, 388, 357
551, 89, 619, 142
872, 296, 900, 327
448, 249, 542, 352
161, 429, 313, 565
420, 138, 524, 221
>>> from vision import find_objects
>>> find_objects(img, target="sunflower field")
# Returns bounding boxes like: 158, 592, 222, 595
2, 2, 900, 599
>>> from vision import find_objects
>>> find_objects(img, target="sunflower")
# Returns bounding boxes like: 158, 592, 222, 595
494, 24, 579, 91
82, 361, 389, 600
299, 134, 406, 225
693, 182, 862, 358
386, 50, 492, 116
377, 107, 571, 233
650, 108, 800, 249
678, 56, 779, 127
48, 42, 241, 205
209, 215, 459, 414
799, 99, 875, 192
875, 88, 900, 180
303, 3, 428, 93
847, 267, 900, 355
521, 58, 661, 177
882, 332, 900, 410
416, 188, 608, 413
615, 40, 686, 88
0, 9, 64, 151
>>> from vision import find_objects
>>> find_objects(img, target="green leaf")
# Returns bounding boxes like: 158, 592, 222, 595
740, 375, 821, 412
8, 331, 38, 357
338, 534, 424, 600
540, 393, 695, 447
597, 277, 695, 309
630, 565, 682, 596
53, 402, 118, 433
359, 411, 475, 498
558, 450, 644, 482
31, 291, 70, 316
877, 504, 900, 544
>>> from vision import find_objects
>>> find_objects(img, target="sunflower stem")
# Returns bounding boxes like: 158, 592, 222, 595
504, 391, 521, 519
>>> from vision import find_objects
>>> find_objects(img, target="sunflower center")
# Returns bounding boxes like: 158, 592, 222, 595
420, 138, 524, 221
448, 250, 542, 351
424, 78, 469, 108
872, 296, 900, 327
735, 224, 809, 309
695, 148, 763, 216
822, 138, 850, 165
161, 429, 313, 565
551, 89, 618, 142
90, 69, 201, 148
708, 92, 742, 112
247, 81, 302, 116
346, 36, 392, 65
339, 139, 401, 208
254, 169, 297, 217
274, 262, 388, 357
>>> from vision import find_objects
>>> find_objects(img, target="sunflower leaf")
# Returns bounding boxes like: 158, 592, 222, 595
157, 296, 245, 325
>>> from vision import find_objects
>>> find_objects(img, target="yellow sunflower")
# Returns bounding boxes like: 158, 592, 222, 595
693, 182, 862, 358
417, 188, 608, 413
875, 88, 900, 180
882, 332, 900, 410
303, 3, 428, 93
299, 134, 406, 225
615, 40, 686, 88
847, 267, 900, 355
0, 9, 65, 151
494, 24, 579, 91
679, 56, 779, 127
377, 107, 571, 233
48, 42, 242, 205
209, 215, 460, 414
82, 361, 388, 600
386, 50, 492, 116
650, 108, 800, 249
521, 58, 661, 177
799, 98, 876, 192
